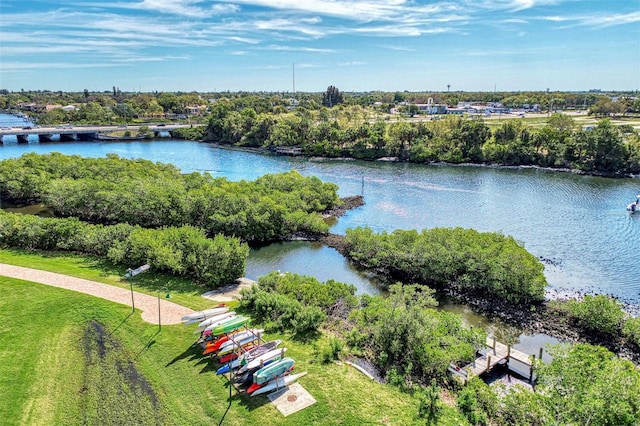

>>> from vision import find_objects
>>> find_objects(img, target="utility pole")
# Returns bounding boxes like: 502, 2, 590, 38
546, 88, 550, 118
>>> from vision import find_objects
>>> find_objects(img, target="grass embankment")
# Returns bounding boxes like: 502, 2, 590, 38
0, 249, 465, 425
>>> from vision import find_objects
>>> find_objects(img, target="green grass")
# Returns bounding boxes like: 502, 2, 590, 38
0, 249, 216, 311
0, 249, 469, 425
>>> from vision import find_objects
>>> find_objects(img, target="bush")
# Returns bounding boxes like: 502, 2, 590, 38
565, 295, 625, 335
0, 211, 247, 288
344, 227, 547, 305
623, 317, 640, 347
240, 285, 326, 337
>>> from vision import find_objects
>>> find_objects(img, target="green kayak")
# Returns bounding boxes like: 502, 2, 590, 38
209, 316, 250, 336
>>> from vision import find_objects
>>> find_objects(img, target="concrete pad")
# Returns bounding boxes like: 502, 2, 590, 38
267, 382, 316, 417
201, 277, 255, 302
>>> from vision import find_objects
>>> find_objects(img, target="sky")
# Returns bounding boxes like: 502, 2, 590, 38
0, 0, 639, 93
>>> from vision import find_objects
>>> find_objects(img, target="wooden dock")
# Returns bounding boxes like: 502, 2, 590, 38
449, 336, 536, 384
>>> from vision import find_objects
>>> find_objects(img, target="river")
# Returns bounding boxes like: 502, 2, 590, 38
1, 117, 639, 354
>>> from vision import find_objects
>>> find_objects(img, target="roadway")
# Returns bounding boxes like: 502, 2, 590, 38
0, 123, 200, 136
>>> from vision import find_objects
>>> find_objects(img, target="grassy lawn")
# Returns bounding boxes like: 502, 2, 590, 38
0, 249, 468, 425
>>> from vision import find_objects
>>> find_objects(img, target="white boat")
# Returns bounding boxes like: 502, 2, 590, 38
237, 347, 287, 375
181, 306, 229, 324
216, 330, 263, 356
250, 372, 307, 397
193, 312, 236, 334
216, 340, 283, 375
627, 195, 640, 214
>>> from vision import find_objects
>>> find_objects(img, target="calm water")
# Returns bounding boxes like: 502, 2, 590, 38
2, 114, 640, 352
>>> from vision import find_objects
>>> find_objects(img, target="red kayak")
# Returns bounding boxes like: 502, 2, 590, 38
203, 335, 231, 355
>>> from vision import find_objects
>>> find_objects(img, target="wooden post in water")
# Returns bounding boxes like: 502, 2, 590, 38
486, 355, 491, 372
529, 354, 536, 382
539, 347, 544, 361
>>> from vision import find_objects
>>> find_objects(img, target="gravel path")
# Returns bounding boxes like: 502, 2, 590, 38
0, 263, 194, 325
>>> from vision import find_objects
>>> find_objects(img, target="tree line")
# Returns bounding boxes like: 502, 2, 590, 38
204, 100, 640, 176
0, 153, 340, 242
0, 211, 247, 287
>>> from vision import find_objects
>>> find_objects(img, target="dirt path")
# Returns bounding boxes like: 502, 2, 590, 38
0, 263, 194, 325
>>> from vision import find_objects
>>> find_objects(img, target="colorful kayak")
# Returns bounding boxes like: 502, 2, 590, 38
250, 372, 307, 397
194, 312, 236, 334
181, 305, 228, 325
208, 316, 250, 336
216, 331, 263, 357
236, 347, 288, 375
203, 329, 247, 355
216, 340, 283, 375
217, 345, 257, 365
252, 357, 295, 386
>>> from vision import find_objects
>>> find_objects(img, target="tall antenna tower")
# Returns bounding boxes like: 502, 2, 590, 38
292, 62, 296, 96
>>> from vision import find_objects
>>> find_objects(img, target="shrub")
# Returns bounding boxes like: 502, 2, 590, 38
623, 317, 640, 347
565, 295, 625, 335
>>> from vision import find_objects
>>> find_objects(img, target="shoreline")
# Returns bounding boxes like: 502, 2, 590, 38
201, 140, 640, 179
313, 229, 640, 363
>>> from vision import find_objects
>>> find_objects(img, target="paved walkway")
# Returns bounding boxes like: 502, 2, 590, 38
0, 263, 194, 325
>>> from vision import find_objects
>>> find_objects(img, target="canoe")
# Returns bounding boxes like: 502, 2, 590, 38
194, 312, 236, 334
218, 344, 258, 365
216, 340, 283, 375
249, 372, 307, 397
207, 316, 250, 336
203, 328, 247, 355
181, 305, 228, 324
233, 358, 281, 385
236, 347, 287, 375
216, 331, 263, 357
204, 328, 261, 354
181, 305, 225, 322
252, 357, 295, 386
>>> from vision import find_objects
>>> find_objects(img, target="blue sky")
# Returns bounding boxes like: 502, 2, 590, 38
1, 0, 638, 92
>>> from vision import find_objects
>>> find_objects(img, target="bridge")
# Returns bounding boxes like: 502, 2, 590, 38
0, 124, 201, 143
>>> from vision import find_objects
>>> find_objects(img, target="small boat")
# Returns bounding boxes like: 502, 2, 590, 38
194, 312, 236, 334
216, 343, 284, 375
207, 315, 250, 336
250, 372, 307, 397
251, 357, 295, 387
218, 344, 258, 364
181, 305, 228, 325
216, 330, 264, 357
203, 330, 243, 355
627, 195, 640, 214
236, 347, 287, 375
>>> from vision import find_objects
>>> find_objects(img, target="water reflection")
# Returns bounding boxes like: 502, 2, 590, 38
245, 241, 383, 295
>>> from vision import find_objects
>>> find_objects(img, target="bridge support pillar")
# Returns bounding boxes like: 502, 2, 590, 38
17, 134, 29, 143
60, 133, 77, 142
77, 132, 97, 141
38, 134, 53, 142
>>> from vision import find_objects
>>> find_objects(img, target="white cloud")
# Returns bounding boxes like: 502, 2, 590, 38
266, 44, 335, 53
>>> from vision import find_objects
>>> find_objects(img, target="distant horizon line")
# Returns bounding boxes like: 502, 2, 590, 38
2, 88, 639, 95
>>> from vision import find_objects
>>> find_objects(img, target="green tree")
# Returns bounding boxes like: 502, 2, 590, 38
322, 85, 344, 107
533, 344, 640, 425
